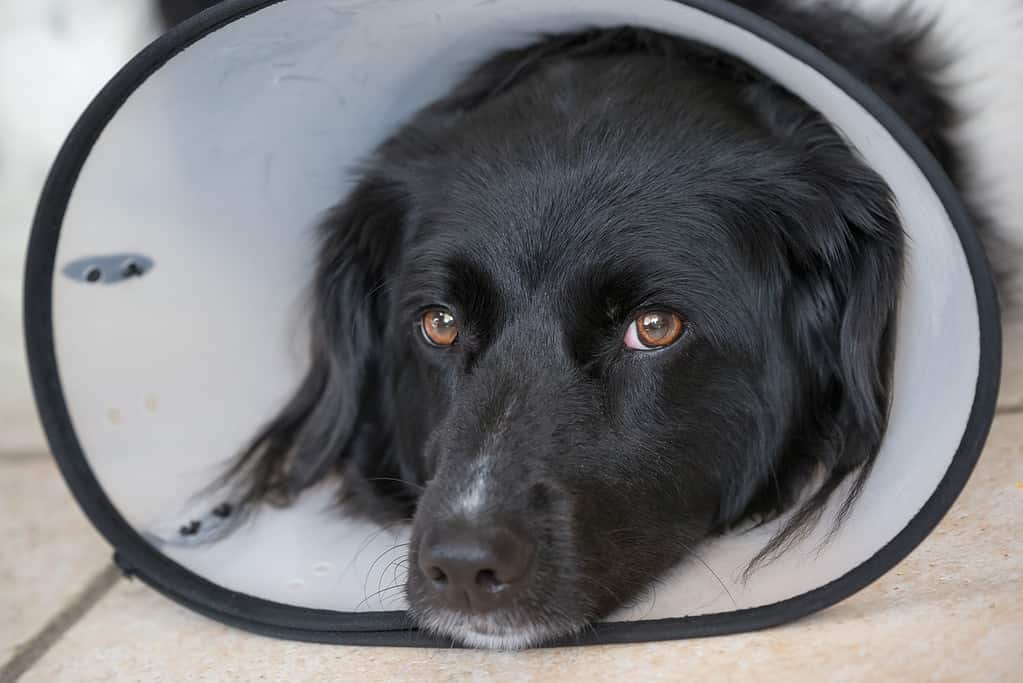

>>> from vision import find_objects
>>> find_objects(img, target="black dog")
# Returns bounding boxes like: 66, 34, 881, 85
212, 1, 978, 648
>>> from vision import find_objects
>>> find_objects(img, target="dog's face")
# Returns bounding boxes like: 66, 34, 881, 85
395, 101, 780, 645
227, 29, 903, 648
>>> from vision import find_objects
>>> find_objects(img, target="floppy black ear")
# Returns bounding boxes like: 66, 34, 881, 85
743, 84, 905, 565
214, 173, 408, 515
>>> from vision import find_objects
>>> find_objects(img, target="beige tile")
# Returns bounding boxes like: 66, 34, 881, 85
0, 405, 46, 459
0, 456, 112, 663
999, 319, 1023, 411
0, 419, 47, 459
21, 415, 1023, 682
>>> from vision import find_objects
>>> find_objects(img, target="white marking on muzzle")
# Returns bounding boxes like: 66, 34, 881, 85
453, 398, 516, 517
455, 452, 493, 516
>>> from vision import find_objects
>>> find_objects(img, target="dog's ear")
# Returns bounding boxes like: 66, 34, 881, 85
214, 173, 408, 514
743, 83, 904, 565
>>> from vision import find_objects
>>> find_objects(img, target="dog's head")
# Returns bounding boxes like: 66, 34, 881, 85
224, 29, 903, 648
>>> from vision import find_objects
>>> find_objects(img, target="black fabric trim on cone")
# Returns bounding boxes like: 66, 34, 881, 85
24, 0, 1001, 647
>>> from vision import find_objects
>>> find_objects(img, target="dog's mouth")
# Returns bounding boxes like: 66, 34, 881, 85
410, 605, 581, 650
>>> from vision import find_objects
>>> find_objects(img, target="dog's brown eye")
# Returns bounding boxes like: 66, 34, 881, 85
625, 310, 684, 350
421, 308, 458, 347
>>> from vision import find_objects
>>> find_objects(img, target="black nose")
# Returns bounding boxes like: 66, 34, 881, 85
417, 523, 535, 611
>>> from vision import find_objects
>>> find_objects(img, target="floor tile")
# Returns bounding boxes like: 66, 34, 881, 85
999, 319, 1023, 411
1, 456, 112, 664
20, 415, 1023, 682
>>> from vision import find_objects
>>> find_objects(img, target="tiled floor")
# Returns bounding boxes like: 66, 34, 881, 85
0, 456, 111, 665
1000, 320, 1023, 412
2, 322, 1022, 682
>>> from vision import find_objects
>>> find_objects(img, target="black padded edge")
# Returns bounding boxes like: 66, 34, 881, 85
24, 0, 1001, 647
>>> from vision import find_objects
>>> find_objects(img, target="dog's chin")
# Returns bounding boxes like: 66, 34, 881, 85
413, 607, 582, 650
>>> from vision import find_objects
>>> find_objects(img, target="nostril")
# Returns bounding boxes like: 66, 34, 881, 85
417, 523, 535, 609
475, 568, 502, 592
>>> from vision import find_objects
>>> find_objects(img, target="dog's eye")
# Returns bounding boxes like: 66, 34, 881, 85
420, 308, 459, 347
624, 310, 685, 350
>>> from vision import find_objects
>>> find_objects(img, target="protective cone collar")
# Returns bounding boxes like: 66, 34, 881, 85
25, 0, 1001, 647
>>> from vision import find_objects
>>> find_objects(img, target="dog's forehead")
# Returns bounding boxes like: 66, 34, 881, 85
409, 163, 752, 293
398, 59, 799, 326
404, 204, 760, 337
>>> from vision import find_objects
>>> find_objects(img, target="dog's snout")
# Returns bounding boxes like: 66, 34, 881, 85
417, 523, 535, 611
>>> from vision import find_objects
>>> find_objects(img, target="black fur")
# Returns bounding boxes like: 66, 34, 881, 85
212, 2, 972, 646
158, 0, 223, 28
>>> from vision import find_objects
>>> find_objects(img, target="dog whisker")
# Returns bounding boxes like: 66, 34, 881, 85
364, 476, 427, 492
354, 582, 407, 611
676, 540, 738, 610
363, 542, 411, 605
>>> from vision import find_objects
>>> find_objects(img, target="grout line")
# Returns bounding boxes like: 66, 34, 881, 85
0, 565, 122, 683
996, 402, 1023, 415
0, 452, 49, 465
